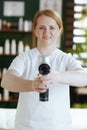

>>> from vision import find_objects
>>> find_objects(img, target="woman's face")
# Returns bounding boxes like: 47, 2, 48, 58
34, 15, 60, 46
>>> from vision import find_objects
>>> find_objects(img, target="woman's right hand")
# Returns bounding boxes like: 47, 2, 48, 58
32, 76, 48, 93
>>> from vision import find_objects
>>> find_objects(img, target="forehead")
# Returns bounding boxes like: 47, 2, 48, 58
36, 15, 57, 26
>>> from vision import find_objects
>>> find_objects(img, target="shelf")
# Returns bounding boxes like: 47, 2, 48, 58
0, 0, 38, 108
0, 29, 32, 33
0, 94, 18, 108
0, 93, 18, 108
0, 29, 35, 48
0, 101, 18, 108
1, 95, 18, 102
0, 55, 16, 68
0, 54, 17, 57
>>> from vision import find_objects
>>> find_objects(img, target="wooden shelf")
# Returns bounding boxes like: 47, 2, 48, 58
0, 101, 18, 108
0, 29, 32, 33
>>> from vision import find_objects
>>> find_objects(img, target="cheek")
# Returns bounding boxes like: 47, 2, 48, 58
53, 31, 58, 38
34, 30, 42, 37
35, 33, 43, 40
54, 31, 60, 37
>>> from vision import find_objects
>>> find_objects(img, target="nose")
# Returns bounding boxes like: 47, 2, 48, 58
43, 28, 49, 34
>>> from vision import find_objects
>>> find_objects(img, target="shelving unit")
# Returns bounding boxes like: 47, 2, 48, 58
0, 0, 39, 108
0, 26, 36, 108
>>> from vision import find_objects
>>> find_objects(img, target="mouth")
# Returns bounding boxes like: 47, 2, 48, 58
43, 36, 51, 40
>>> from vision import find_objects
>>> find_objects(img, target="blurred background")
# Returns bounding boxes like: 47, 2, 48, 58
62, 0, 87, 108
0, 0, 87, 129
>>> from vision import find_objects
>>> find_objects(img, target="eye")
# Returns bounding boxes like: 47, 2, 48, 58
38, 26, 44, 30
50, 26, 56, 30
50, 26, 60, 32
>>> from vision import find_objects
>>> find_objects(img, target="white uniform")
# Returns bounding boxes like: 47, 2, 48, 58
9, 48, 82, 130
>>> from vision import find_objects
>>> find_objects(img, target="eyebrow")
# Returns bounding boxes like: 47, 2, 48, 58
37, 25, 58, 27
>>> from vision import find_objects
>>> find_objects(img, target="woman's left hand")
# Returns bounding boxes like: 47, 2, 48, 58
39, 71, 59, 87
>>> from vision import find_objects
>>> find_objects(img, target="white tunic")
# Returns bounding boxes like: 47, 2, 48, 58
9, 48, 82, 130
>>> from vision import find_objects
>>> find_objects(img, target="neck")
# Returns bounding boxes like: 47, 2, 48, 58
37, 44, 56, 56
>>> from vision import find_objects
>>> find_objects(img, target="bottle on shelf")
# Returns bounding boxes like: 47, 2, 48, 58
0, 93, 2, 101
2, 20, 7, 30
0, 67, 2, 101
11, 39, 16, 55
3, 88, 9, 101
18, 18, 24, 31
24, 20, 29, 32
29, 21, 32, 31
2, 68, 9, 101
4, 39, 10, 55
7, 22, 11, 30
18, 40, 24, 53
24, 44, 30, 52
0, 46, 3, 55
0, 68, 1, 78
0, 19, 2, 30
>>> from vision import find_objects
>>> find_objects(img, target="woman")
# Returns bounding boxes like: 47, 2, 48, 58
1, 9, 87, 130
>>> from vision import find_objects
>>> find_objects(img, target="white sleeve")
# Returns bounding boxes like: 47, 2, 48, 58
8, 52, 26, 76
65, 53, 83, 71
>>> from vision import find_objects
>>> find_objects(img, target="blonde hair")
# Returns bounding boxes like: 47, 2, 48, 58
33, 9, 63, 34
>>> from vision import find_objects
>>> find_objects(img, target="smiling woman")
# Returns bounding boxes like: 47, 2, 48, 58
1, 9, 87, 130
33, 9, 63, 56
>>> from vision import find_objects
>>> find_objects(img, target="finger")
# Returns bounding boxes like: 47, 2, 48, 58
36, 88, 47, 93
42, 80, 53, 85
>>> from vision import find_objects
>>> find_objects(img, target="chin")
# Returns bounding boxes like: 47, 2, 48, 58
44, 40, 52, 44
